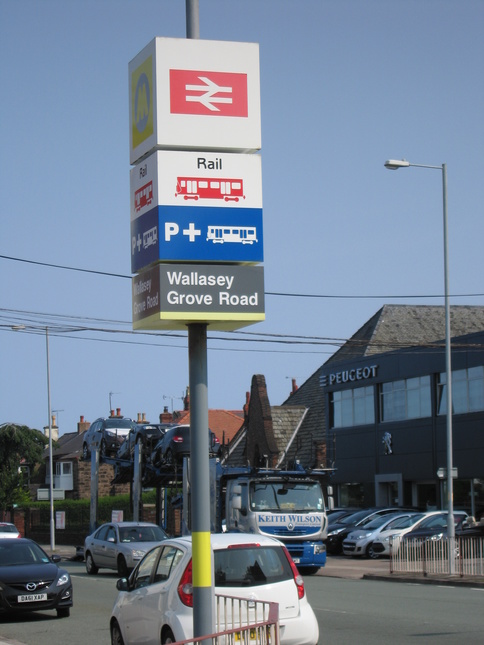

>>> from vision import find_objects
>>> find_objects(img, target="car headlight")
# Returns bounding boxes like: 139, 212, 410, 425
353, 532, 371, 540
429, 533, 444, 541
56, 573, 70, 587
131, 549, 146, 558
328, 528, 345, 537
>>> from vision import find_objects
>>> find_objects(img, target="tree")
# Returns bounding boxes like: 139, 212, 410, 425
0, 423, 48, 511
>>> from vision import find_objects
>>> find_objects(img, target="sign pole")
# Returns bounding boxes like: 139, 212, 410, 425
185, 6, 213, 643
188, 323, 212, 642
186, 0, 200, 39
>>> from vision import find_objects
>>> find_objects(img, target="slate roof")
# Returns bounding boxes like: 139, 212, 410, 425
42, 431, 86, 461
325, 304, 484, 363
282, 304, 484, 469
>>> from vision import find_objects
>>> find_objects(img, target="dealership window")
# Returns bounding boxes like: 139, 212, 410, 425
438, 365, 484, 415
331, 386, 374, 428
380, 376, 431, 422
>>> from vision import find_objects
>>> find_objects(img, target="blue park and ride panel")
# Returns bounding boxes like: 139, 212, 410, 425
131, 205, 264, 272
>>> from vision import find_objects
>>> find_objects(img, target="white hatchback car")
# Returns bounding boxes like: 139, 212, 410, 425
110, 533, 319, 645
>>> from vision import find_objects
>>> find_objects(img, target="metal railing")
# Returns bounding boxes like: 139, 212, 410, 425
168, 594, 280, 645
391, 536, 484, 577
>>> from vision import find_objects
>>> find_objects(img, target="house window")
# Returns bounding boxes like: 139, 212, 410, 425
438, 366, 484, 414
380, 376, 431, 422
55, 462, 72, 476
331, 386, 374, 428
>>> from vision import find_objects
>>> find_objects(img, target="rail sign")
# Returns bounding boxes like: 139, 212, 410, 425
130, 150, 263, 271
129, 37, 261, 164
131, 150, 262, 218
132, 263, 265, 331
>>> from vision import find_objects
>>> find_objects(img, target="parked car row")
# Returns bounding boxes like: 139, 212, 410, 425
82, 417, 222, 468
326, 507, 473, 558
325, 506, 419, 555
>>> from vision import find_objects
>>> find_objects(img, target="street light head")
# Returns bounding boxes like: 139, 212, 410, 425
384, 159, 410, 170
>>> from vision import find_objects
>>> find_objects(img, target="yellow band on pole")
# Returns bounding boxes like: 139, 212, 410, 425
192, 531, 212, 588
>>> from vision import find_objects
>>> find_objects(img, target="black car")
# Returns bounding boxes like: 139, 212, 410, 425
150, 424, 221, 467
325, 507, 418, 555
0, 538, 73, 618
116, 423, 174, 462
82, 416, 136, 459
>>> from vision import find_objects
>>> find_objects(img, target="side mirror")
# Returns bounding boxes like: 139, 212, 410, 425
116, 578, 129, 591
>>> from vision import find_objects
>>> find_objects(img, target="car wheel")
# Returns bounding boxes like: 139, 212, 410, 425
85, 551, 99, 575
111, 620, 125, 645
83, 443, 89, 460
117, 555, 129, 577
56, 607, 70, 618
367, 543, 379, 559
161, 628, 176, 644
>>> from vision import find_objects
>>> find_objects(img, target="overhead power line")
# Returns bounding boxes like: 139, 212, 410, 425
2, 254, 483, 300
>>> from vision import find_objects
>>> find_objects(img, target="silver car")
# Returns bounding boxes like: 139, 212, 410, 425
84, 522, 168, 577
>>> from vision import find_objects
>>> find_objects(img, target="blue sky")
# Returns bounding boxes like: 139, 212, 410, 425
1, 0, 483, 436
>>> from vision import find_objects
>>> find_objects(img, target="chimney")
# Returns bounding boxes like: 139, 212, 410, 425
183, 386, 190, 411
116, 408, 122, 417
291, 378, 298, 395
243, 391, 250, 420
137, 412, 142, 423
78, 415, 90, 434
44, 415, 59, 442
142, 412, 147, 422
110, 409, 115, 417
159, 409, 173, 423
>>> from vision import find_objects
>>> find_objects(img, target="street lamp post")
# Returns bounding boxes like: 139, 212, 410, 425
385, 159, 454, 572
12, 324, 56, 552
45, 328, 55, 552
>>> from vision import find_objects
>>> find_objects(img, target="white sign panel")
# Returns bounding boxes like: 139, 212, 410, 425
130, 150, 262, 220
129, 37, 261, 163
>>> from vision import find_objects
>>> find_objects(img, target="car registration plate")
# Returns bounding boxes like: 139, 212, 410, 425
292, 557, 300, 563
18, 593, 48, 603
234, 629, 272, 643
235, 630, 257, 642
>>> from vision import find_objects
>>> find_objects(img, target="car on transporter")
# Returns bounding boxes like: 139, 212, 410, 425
110, 533, 319, 645
82, 416, 137, 459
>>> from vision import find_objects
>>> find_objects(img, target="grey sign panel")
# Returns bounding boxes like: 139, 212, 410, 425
133, 263, 265, 331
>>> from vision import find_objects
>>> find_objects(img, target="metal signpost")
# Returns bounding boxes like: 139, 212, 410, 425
128, 2, 263, 639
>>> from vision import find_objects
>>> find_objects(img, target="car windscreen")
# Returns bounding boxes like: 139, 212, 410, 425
119, 525, 166, 543
214, 545, 292, 587
0, 541, 50, 566
249, 481, 323, 512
